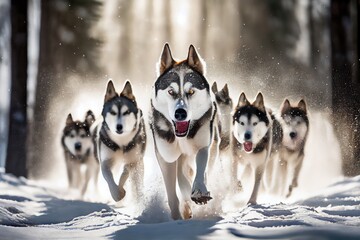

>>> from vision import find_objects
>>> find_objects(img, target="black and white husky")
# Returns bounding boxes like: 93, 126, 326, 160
61, 110, 99, 196
95, 80, 146, 202
231, 92, 272, 205
268, 99, 309, 198
150, 44, 216, 219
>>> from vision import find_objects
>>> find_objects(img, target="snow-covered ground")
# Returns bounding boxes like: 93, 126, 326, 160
1, 166, 359, 240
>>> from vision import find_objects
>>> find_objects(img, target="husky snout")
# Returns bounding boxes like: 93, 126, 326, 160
244, 131, 252, 141
74, 142, 82, 151
289, 131, 297, 139
116, 123, 123, 134
173, 99, 190, 137
175, 108, 187, 121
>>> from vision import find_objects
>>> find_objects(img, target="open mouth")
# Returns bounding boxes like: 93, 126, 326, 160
243, 141, 253, 153
174, 121, 190, 137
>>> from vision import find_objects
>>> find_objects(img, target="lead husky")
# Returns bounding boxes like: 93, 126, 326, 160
150, 44, 216, 219
61, 110, 99, 196
269, 99, 309, 198
231, 92, 272, 205
95, 80, 146, 202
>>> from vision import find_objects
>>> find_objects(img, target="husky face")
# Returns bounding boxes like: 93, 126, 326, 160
280, 99, 309, 151
102, 81, 138, 136
152, 44, 211, 137
63, 111, 95, 158
233, 92, 270, 153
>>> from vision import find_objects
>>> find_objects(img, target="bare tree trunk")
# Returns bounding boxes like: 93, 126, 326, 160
6, 0, 28, 177
28, 0, 54, 179
331, 0, 360, 176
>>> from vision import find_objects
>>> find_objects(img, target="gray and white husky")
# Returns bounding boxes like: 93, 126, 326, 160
231, 92, 272, 205
61, 110, 99, 196
268, 99, 309, 198
150, 44, 216, 219
211, 82, 233, 155
95, 80, 146, 202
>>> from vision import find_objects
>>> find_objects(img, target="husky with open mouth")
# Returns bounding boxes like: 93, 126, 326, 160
150, 44, 216, 219
231, 92, 272, 205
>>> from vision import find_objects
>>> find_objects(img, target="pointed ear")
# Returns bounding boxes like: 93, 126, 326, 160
253, 92, 266, 112
237, 92, 249, 108
211, 82, 218, 94
298, 99, 307, 113
66, 114, 73, 126
158, 43, 175, 76
187, 44, 205, 75
104, 80, 118, 102
221, 84, 229, 97
85, 110, 95, 126
120, 81, 136, 101
281, 99, 291, 115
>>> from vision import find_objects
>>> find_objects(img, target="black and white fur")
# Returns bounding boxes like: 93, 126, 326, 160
267, 99, 309, 198
61, 110, 99, 196
231, 92, 272, 205
150, 44, 216, 220
95, 80, 146, 202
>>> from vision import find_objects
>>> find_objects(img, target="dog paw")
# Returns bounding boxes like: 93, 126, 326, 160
182, 201, 193, 219
247, 198, 257, 205
191, 189, 212, 205
110, 188, 126, 202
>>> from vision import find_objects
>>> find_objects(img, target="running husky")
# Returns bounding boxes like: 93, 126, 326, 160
269, 99, 309, 198
61, 110, 99, 196
95, 80, 146, 202
231, 92, 272, 205
211, 82, 233, 154
150, 44, 216, 219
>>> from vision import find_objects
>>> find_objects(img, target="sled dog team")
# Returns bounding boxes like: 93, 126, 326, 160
62, 44, 309, 220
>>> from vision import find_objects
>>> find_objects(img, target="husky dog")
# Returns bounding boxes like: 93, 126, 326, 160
270, 99, 309, 198
150, 44, 216, 219
61, 110, 99, 196
231, 92, 272, 205
95, 80, 146, 202
211, 82, 233, 154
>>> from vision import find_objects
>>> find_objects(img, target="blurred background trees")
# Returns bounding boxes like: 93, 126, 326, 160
0, 0, 359, 178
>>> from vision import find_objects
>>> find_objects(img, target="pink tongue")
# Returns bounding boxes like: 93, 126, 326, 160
176, 121, 189, 135
243, 141, 253, 152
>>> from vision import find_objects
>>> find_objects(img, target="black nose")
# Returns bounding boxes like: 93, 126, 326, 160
290, 132, 297, 139
116, 124, 123, 132
75, 142, 82, 151
175, 108, 187, 121
244, 132, 252, 141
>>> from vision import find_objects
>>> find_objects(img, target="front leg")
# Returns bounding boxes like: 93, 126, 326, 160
156, 150, 181, 220
191, 146, 212, 204
248, 165, 264, 205
286, 154, 304, 198
101, 159, 124, 202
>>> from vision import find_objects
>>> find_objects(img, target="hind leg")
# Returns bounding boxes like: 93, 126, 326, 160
178, 155, 193, 219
